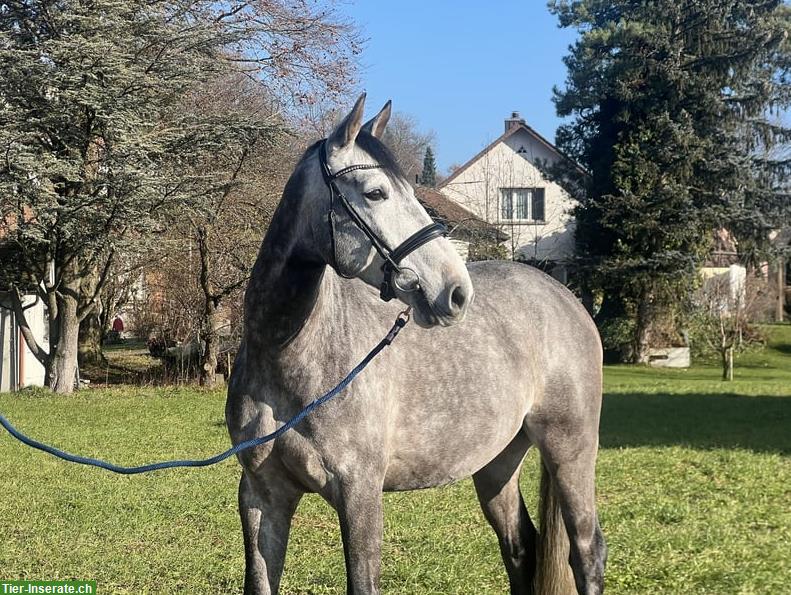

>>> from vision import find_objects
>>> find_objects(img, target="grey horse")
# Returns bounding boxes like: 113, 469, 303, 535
226, 94, 606, 595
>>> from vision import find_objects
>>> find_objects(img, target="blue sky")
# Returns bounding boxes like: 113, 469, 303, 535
342, 1, 578, 173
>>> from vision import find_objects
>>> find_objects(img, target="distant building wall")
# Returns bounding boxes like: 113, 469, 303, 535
440, 127, 577, 263
449, 238, 470, 261
0, 293, 48, 391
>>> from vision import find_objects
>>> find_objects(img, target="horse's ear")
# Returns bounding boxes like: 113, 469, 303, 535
361, 100, 392, 139
328, 93, 366, 152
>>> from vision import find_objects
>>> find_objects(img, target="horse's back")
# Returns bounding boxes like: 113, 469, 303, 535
467, 259, 601, 361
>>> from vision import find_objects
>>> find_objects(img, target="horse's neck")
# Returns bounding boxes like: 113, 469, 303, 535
243, 201, 344, 361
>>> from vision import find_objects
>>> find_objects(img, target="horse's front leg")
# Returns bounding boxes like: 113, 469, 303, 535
334, 476, 385, 595
239, 470, 303, 595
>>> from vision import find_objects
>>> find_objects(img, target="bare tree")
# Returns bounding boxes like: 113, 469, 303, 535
382, 112, 437, 182
78, 259, 129, 368
691, 271, 772, 380
151, 76, 297, 387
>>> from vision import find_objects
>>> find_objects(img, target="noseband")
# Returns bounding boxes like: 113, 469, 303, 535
318, 140, 447, 301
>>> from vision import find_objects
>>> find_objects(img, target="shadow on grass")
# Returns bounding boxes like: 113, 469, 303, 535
774, 342, 791, 356
79, 340, 171, 385
600, 392, 791, 454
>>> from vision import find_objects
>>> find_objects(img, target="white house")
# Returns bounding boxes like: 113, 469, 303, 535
438, 112, 583, 282
0, 292, 48, 391
414, 185, 507, 262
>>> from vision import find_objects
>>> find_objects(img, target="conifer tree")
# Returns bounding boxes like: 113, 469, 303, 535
550, 0, 790, 362
420, 147, 438, 187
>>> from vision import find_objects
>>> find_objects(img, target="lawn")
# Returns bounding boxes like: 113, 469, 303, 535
0, 327, 789, 594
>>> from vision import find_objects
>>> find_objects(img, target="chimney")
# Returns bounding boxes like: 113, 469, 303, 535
504, 111, 525, 133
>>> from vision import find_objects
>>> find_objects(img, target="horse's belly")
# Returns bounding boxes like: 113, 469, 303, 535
382, 430, 520, 491
381, 395, 529, 491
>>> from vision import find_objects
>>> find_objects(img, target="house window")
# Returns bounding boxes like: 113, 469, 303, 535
501, 191, 512, 220
500, 188, 545, 222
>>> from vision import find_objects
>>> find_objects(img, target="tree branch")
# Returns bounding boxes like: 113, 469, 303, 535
10, 287, 50, 367
77, 249, 116, 322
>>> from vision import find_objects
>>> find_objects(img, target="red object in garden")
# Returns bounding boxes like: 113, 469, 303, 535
112, 317, 124, 332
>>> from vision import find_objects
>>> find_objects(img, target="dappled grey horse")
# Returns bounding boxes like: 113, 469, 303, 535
226, 95, 606, 595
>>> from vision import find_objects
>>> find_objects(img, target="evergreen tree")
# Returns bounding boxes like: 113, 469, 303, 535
550, 0, 790, 362
420, 147, 437, 187
381, 113, 436, 181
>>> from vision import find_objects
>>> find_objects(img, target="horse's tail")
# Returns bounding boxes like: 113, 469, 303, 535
534, 460, 576, 595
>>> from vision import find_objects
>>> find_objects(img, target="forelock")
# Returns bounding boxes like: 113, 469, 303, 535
354, 131, 406, 182
297, 133, 407, 188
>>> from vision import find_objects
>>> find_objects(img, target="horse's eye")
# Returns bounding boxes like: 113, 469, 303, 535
363, 188, 386, 201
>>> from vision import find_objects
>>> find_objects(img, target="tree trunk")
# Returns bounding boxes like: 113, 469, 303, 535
46, 257, 107, 394
196, 224, 222, 388
777, 257, 786, 323
48, 289, 81, 394
580, 284, 595, 317
722, 346, 734, 381
199, 299, 219, 387
633, 290, 652, 364
78, 310, 106, 368
595, 294, 630, 363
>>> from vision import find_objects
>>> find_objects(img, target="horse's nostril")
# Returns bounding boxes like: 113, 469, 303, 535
450, 285, 469, 314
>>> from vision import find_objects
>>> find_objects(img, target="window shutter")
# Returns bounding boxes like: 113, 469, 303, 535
532, 188, 545, 221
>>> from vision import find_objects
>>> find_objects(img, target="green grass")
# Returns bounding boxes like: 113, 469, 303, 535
1, 327, 789, 593
81, 340, 165, 386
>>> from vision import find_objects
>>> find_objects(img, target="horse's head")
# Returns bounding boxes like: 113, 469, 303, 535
311, 94, 473, 327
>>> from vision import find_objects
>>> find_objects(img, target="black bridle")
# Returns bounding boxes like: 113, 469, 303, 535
318, 140, 447, 301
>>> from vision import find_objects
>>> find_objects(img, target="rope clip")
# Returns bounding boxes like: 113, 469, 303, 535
385, 307, 411, 344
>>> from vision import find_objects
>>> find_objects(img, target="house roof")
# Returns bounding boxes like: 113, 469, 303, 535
438, 121, 588, 189
414, 186, 508, 242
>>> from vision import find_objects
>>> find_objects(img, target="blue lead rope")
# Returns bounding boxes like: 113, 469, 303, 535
0, 311, 410, 475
